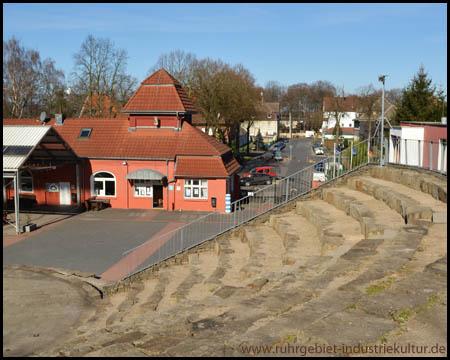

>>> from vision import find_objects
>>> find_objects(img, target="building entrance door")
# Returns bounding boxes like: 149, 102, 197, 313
152, 185, 163, 208
59, 182, 71, 205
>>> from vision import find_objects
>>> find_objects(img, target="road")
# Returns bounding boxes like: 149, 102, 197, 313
239, 137, 328, 181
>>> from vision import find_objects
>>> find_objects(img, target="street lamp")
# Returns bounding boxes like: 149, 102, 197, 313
378, 75, 387, 166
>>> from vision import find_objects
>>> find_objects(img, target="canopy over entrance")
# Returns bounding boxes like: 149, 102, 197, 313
125, 168, 166, 182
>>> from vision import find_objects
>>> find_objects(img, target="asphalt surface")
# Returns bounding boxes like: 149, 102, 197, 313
3, 209, 209, 277
3, 138, 325, 280
239, 137, 328, 183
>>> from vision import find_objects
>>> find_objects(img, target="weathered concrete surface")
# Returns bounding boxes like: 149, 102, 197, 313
2, 265, 100, 357
3, 165, 447, 357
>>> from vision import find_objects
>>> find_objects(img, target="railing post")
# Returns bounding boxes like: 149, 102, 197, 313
418, 139, 421, 167
350, 141, 353, 170
404, 139, 407, 165
430, 141, 433, 171
181, 228, 184, 251
285, 178, 289, 203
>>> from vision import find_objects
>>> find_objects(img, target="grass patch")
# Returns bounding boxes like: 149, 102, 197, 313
366, 277, 396, 296
415, 293, 445, 313
393, 309, 413, 323
344, 304, 356, 312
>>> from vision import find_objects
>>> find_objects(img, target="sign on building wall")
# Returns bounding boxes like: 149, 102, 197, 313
46, 183, 60, 192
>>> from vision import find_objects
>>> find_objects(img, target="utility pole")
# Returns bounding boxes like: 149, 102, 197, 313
289, 112, 292, 139
378, 75, 387, 166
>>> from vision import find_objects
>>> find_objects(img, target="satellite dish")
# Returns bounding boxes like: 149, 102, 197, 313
40, 112, 47, 122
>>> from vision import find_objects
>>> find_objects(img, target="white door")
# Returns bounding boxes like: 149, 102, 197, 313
59, 182, 71, 205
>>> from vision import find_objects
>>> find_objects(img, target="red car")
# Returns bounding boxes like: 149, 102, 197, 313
242, 166, 277, 178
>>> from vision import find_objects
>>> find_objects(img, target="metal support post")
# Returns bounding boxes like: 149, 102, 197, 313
14, 172, 20, 234
430, 142, 433, 170
379, 75, 386, 166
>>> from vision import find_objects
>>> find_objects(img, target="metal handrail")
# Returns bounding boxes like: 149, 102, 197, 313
121, 139, 372, 279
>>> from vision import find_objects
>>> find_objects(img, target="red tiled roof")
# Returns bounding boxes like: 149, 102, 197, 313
122, 69, 197, 113
174, 155, 240, 178
323, 96, 360, 112
3, 118, 233, 161
79, 94, 121, 118
323, 127, 355, 135
140, 68, 182, 86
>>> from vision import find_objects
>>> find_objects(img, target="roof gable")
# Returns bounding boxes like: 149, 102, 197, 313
122, 69, 196, 114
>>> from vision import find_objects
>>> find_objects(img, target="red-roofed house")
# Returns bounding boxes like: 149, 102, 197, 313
79, 93, 122, 118
3, 69, 241, 212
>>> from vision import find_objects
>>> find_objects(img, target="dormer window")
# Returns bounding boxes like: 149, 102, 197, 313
79, 128, 92, 139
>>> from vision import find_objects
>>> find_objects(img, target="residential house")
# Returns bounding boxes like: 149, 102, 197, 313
79, 93, 123, 118
242, 101, 280, 142
321, 96, 360, 132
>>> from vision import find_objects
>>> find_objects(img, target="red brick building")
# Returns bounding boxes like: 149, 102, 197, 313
4, 69, 241, 212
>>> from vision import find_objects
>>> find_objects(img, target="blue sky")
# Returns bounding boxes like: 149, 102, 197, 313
3, 3, 447, 94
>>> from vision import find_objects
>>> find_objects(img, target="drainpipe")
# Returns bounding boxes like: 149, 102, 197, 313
76, 161, 81, 207
166, 160, 169, 210
125, 161, 129, 209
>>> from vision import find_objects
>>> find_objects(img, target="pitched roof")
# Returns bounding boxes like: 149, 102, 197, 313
122, 69, 197, 113
140, 68, 183, 86
79, 94, 121, 118
3, 118, 233, 161
3, 125, 52, 171
323, 96, 360, 112
174, 155, 240, 178
323, 127, 355, 135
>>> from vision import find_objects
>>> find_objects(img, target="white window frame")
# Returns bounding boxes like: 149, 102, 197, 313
19, 170, 33, 193
133, 179, 153, 198
91, 171, 116, 197
184, 179, 208, 199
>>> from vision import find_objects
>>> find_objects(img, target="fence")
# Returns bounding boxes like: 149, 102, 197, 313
119, 139, 371, 280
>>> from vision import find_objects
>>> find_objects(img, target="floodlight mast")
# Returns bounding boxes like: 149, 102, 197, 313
378, 75, 387, 166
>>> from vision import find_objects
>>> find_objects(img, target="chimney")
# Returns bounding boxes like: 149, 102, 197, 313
55, 113, 64, 125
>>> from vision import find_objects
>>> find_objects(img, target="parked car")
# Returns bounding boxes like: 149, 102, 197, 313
277, 141, 286, 150
242, 166, 277, 178
273, 150, 283, 161
305, 130, 315, 138
240, 173, 274, 186
313, 146, 324, 155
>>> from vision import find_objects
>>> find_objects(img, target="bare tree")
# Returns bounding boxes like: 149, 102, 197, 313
324, 97, 347, 154
3, 38, 42, 118
385, 88, 403, 105
148, 50, 197, 97
71, 35, 137, 117
38, 58, 66, 114
189, 58, 259, 153
3, 37, 66, 118
356, 84, 381, 142
263, 80, 285, 102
